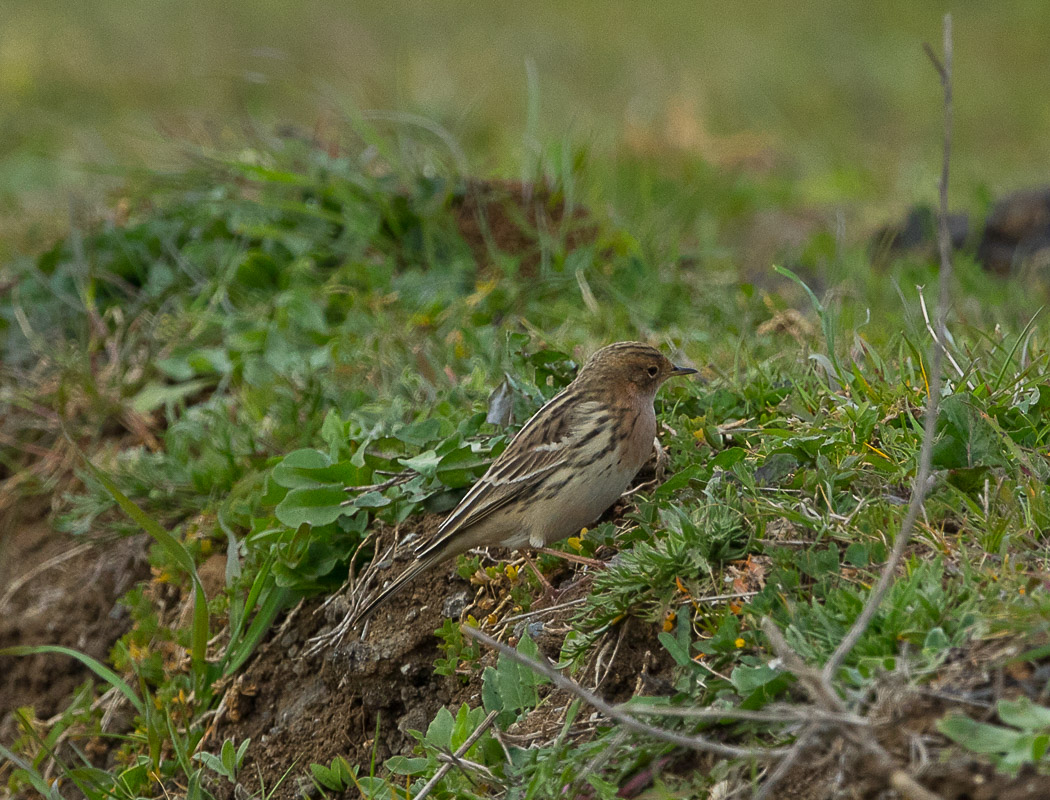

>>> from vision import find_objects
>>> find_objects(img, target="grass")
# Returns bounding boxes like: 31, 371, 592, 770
3, 98, 1050, 796
5, 1, 1050, 264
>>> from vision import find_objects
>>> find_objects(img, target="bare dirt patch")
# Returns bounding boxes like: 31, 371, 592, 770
451, 179, 598, 278
0, 499, 149, 745
207, 538, 678, 799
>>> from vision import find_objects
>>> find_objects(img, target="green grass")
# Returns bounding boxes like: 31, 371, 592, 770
5, 1, 1050, 265
3, 102, 1050, 797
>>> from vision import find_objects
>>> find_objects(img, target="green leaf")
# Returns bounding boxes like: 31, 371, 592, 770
922, 627, 950, 655
128, 379, 211, 414
938, 714, 1023, 755
482, 666, 503, 715
274, 486, 349, 527
437, 446, 488, 488
399, 449, 441, 476
997, 697, 1050, 731
221, 738, 236, 775
657, 631, 693, 667
425, 706, 456, 750
710, 447, 747, 470
352, 490, 391, 508
844, 542, 869, 567
655, 463, 705, 496
481, 634, 549, 726
309, 763, 342, 791
271, 449, 331, 488
729, 664, 780, 694
398, 418, 444, 447
385, 756, 428, 775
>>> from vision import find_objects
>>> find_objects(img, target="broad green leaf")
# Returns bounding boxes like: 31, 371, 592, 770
437, 446, 488, 488
938, 714, 1021, 755
399, 449, 441, 476
129, 379, 210, 414
729, 664, 780, 694
275, 486, 349, 527
271, 449, 331, 488
998, 697, 1050, 731
425, 706, 455, 750
385, 756, 428, 775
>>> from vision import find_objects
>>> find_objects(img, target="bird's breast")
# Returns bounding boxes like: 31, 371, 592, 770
519, 403, 657, 547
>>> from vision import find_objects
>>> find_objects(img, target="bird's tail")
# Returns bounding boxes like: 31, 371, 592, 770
351, 539, 459, 627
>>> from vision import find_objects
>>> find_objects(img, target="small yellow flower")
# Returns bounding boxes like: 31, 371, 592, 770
663, 612, 676, 632
1019, 586, 1026, 595
127, 642, 148, 662
151, 566, 175, 585
579, 527, 588, 538
504, 564, 518, 581
567, 536, 582, 552
734, 638, 746, 649
486, 613, 499, 626
466, 279, 498, 308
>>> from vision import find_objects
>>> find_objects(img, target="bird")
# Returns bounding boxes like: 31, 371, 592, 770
353, 341, 697, 625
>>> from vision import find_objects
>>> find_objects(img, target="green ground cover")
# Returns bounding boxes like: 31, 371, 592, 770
3, 5, 1050, 797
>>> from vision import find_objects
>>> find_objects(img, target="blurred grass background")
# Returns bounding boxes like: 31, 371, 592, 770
2, 0, 1049, 254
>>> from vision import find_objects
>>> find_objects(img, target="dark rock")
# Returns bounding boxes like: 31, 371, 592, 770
978, 186, 1050, 275
871, 205, 969, 264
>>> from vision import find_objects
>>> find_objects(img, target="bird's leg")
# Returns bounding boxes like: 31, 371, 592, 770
534, 546, 604, 568
519, 551, 557, 601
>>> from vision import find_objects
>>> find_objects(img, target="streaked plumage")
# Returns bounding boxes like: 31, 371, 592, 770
354, 341, 696, 624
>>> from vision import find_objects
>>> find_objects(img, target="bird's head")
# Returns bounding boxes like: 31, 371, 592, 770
575, 341, 697, 401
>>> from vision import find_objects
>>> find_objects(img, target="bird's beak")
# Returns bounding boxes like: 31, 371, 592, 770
671, 364, 698, 376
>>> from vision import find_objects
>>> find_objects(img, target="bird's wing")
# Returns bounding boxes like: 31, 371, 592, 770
415, 393, 602, 556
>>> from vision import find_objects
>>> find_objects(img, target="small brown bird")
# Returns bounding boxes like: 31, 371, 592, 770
354, 341, 697, 624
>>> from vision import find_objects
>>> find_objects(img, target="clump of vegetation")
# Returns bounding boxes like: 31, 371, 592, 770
3, 108, 1050, 799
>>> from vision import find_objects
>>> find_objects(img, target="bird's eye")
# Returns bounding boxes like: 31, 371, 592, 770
647, 365, 659, 378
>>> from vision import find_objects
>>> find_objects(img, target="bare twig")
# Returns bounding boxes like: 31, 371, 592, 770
462, 625, 788, 759
496, 596, 587, 625
0, 544, 93, 613
622, 703, 868, 727
751, 22, 957, 800
760, 621, 944, 800
753, 725, 818, 800
412, 709, 499, 800
823, 12, 955, 684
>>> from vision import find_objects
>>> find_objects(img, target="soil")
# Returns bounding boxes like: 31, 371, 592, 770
204, 508, 678, 800
6, 474, 1050, 800
450, 178, 598, 278
0, 498, 150, 746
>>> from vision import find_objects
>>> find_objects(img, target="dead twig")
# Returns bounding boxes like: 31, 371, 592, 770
822, 11, 955, 685
462, 625, 788, 760
754, 17, 956, 800
411, 709, 499, 800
